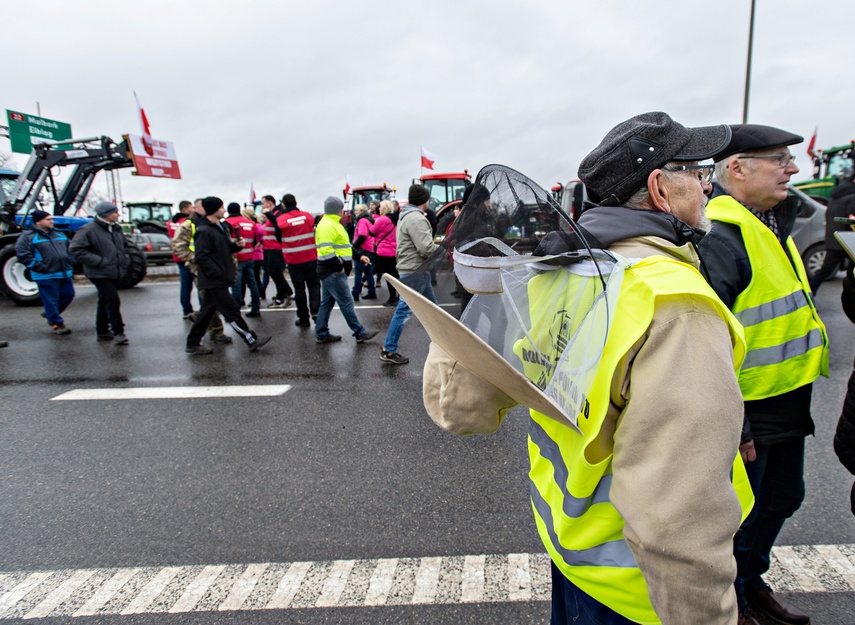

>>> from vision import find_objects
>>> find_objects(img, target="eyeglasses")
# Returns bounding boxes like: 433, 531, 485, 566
662, 164, 716, 184
736, 152, 796, 168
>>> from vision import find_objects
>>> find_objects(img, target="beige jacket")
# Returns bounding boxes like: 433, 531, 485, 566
425, 235, 744, 624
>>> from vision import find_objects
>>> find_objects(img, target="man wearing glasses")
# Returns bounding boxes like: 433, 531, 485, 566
700, 125, 827, 625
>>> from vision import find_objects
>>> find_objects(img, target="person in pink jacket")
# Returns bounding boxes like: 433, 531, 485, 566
370, 199, 399, 307
351, 203, 377, 301
242, 207, 266, 303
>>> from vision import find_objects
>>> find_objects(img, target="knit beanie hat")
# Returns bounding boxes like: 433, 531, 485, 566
31, 209, 51, 224
227, 202, 241, 216
324, 196, 344, 214
202, 196, 224, 215
94, 201, 119, 218
408, 184, 431, 206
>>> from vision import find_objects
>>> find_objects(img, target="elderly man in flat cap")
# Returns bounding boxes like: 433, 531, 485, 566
424, 112, 753, 624
701, 125, 827, 625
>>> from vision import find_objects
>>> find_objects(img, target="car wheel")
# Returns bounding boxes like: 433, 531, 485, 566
802, 243, 826, 281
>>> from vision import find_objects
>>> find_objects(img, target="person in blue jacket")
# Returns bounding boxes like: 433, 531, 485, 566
15, 209, 75, 335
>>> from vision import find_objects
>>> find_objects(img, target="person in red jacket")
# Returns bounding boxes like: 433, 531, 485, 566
167, 200, 195, 319
225, 202, 261, 317
278, 194, 320, 327
260, 194, 293, 308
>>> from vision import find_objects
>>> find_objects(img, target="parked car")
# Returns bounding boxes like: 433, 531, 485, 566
128, 233, 174, 265
789, 184, 832, 281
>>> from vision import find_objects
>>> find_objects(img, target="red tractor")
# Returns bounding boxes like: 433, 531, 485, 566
416, 171, 471, 233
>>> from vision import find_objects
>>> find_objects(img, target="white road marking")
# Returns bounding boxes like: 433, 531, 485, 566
120, 566, 182, 615
218, 563, 269, 612
73, 567, 140, 616
412, 557, 441, 604
51, 385, 292, 401
24, 570, 95, 619
363, 558, 397, 606
315, 559, 355, 607
0, 546, 851, 619
264, 561, 311, 610
168, 565, 226, 613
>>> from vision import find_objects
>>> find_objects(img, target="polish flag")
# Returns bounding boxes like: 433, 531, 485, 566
421, 146, 438, 170
134, 91, 154, 156
807, 126, 818, 158
250, 183, 257, 204
344, 174, 352, 196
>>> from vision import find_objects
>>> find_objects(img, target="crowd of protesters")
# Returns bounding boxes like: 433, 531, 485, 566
11, 185, 445, 364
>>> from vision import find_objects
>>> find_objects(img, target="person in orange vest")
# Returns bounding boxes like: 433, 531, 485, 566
260, 194, 294, 309
278, 194, 320, 327
225, 202, 261, 317
167, 200, 195, 319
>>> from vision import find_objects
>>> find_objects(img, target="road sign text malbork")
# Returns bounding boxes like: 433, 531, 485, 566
5, 110, 72, 153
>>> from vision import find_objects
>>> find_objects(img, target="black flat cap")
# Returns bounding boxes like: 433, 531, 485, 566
578, 112, 731, 206
713, 124, 803, 162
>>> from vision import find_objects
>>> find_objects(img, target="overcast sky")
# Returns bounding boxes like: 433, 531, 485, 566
3, 0, 854, 214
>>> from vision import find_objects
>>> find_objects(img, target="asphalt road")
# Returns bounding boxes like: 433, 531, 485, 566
0, 270, 853, 624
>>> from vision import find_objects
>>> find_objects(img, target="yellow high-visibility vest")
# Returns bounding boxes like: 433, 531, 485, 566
706, 195, 828, 400
519, 255, 753, 623
315, 214, 352, 262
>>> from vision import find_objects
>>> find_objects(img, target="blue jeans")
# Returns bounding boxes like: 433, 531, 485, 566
177, 261, 194, 314
551, 563, 635, 624
383, 273, 435, 354
315, 272, 366, 339
352, 256, 375, 297
37, 277, 75, 325
734, 436, 806, 607
231, 260, 260, 313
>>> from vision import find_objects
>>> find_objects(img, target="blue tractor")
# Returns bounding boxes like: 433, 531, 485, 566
0, 137, 146, 305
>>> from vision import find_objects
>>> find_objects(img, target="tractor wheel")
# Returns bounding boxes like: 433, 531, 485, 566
118, 245, 148, 289
0, 244, 42, 306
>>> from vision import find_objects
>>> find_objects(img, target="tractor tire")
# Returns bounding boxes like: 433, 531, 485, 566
118, 245, 147, 289
0, 244, 42, 306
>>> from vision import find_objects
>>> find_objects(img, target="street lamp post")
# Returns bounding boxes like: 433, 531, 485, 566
743, 0, 756, 123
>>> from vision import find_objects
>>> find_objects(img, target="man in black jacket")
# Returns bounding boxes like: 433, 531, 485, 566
69, 201, 132, 345
185, 197, 271, 355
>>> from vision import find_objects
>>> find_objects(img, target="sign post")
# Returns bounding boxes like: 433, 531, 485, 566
5, 110, 72, 153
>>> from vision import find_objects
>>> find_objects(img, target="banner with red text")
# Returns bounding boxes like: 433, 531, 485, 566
126, 134, 182, 179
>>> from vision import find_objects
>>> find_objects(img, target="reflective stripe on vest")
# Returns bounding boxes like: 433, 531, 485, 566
281, 232, 317, 253
706, 195, 828, 399
522, 255, 753, 623
188, 221, 196, 253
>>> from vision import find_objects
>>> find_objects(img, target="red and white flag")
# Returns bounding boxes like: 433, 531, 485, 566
250, 183, 257, 204
134, 91, 154, 156
807, 126, 818, 158
344, 174, 352, 196
421, 146, 438, 170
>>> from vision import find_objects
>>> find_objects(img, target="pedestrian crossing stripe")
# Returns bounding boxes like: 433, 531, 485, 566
50, 385, 292, 401
0, 545, 852, 619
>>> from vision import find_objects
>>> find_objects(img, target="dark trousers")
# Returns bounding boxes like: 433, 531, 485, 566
264, 249, 293, 301
89, 277, 124, 335
375, 255, 399, 302
551, 563, 634, 624
177, 261, 194, 314
288, 260, 321, 323
734, 436, 807, 607
186, 287, 255, 347
252, 260, 264, 298
809, 248, 847, 294
37, 277, 75, 325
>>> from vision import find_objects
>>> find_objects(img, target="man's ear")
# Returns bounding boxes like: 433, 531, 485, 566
646, 169, 673, 215
727, 157, 748, 181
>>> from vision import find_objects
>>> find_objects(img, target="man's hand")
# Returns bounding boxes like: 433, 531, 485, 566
235, 237, 245, 248
359, 255, 370, 265
739, 440, 757, 464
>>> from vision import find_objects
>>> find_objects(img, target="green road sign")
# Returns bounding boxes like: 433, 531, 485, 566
6, 110, 72, 154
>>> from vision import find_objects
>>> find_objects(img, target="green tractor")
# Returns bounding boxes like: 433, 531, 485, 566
793, 141, 855, 205
124, 200, 172, 234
